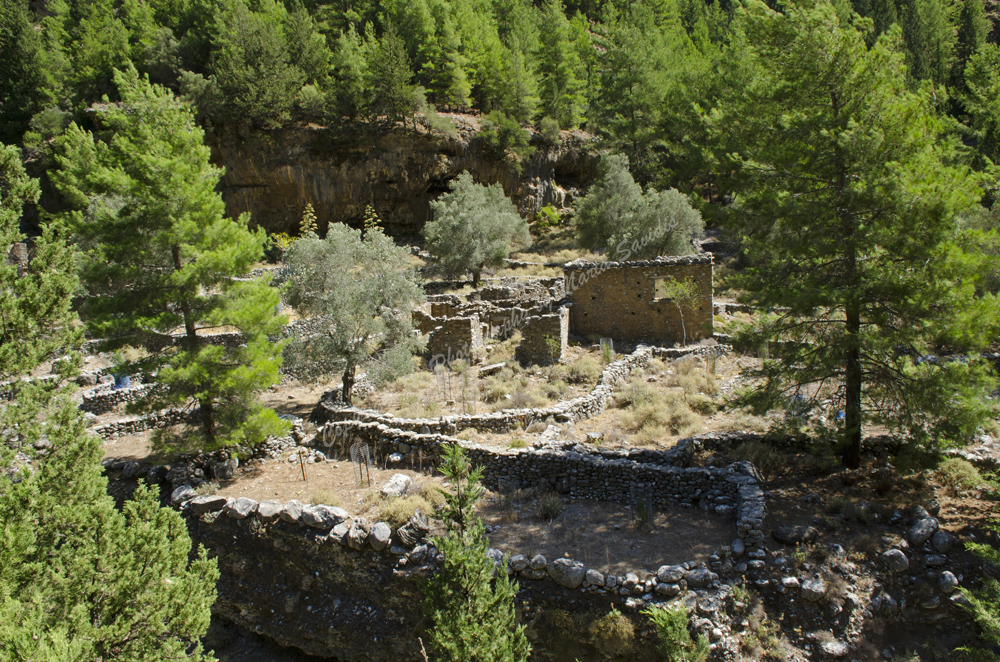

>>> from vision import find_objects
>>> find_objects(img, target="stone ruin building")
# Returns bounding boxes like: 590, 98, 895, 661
563, 254, 714, 345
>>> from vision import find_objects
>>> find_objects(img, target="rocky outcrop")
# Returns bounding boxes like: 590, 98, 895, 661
206, 116, 600, 236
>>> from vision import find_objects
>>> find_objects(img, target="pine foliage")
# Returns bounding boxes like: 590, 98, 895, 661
707, 1, 1000, 465
52, 66, 288, 450
420, 444, 530, 662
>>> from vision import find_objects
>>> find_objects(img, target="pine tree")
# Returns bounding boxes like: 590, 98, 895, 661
281, 221, 425, 404
420, 444, 530, 662
0, 139, 217, 662
368, 22, 416, 124
209, 0, 303, 127
963, 43, 1000, 167
0, 144, 80, 383
423, 171, 529, 288
52, 66, 288, 450
952, 0, 990, 94
0, 400, 220, 661
706, 0, 999, 467
536, 0, 586, 129
329, 24, 371, 121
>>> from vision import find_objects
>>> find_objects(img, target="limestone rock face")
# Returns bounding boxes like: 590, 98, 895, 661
207, 122, 599, 236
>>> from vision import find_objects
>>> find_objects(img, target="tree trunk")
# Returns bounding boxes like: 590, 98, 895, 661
342, 363, 356, 406
472, 268, 482, 289
843, 305, 863, 468
173, 245, 214, 445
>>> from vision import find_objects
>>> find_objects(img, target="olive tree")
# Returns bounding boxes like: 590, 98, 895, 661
423, 172, 530, 288
281, 222, 425, 405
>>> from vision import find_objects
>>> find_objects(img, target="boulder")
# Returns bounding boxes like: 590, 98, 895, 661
882, 549, 909, 572
657, 565, 685, 583
328, 521, 351, 544
170, 485, 196, 505
528, 554, 547, 570
347, 519, 369, 550
931, 529, 954, 554
800, 578, 827, 601
548, 558, 586, 589
279, 499, 304, 523
188, 494, 227, 515
380, 473, 412, 498
301, 504, 350, 529
820, 640, 849, 658
122, 462, 142, 479
772, 524, 819, 545
257, 500, 283, 519
731, 538, 745, 558
509, 555, 529, 572
655, 583, 682, 597
212, 457, 239, 480
397, 510, 430, 548
585, 569, 604, 587
225, 497, 259, 519
909, 518, 939, 547
368, 522, 392, 551
938, 571, 959, 593
684, 568, 718, 589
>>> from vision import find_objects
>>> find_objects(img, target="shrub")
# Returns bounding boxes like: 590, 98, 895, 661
588, 607, 635, 657
379, 495, 432, 527
569, 356, 602, 383
536, 492, 564, 521
624, 395, 704, 437
478, 111, 535, 170
937, 458, 982, 491
509, 437, 527, 449
643, 604, 710, 662
732, 440, 783, 481
418, 482, 447, 508
310, 489, 342, 507
194, 482, 220, 496
688, 393, 717, 415
539, 116, 561, 145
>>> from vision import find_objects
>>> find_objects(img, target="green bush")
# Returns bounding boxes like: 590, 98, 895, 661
479, 111, 535, 171
643, 604, 710, 662
588, 607, 635, 657
732, 440, 783, 481
536, 492, 564, 521
687, 393, 717, 415
310, 489, 342, 507
569, 356, 602, 383
380, 495, 432, 526
938, 458, 982, 491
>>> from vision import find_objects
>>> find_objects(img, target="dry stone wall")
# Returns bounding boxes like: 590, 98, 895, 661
80, 382, 159, 414
565, 255, 713, 344
515, 307, 569, 366
426, 314, 484, 365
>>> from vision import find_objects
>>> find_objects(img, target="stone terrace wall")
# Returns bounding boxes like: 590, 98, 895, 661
314, 344, 730, 436
426, 314, 484, 365
565, 255, 713, 344
515, 307, 569, 366
80, 382, 160, 414
92, 407, 193, 439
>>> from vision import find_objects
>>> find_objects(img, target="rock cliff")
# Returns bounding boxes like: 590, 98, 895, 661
207, 115, 600, 236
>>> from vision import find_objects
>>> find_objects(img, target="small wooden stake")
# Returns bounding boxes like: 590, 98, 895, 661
298, 449, 307, 482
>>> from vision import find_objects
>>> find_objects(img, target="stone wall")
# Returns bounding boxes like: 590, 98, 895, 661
515, 307, 569, 366
80, 382, 159, 414
426, 314, 484, 366
564, 255, 713, 344
315, 344, 731, 436
92, 407, 193, 439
